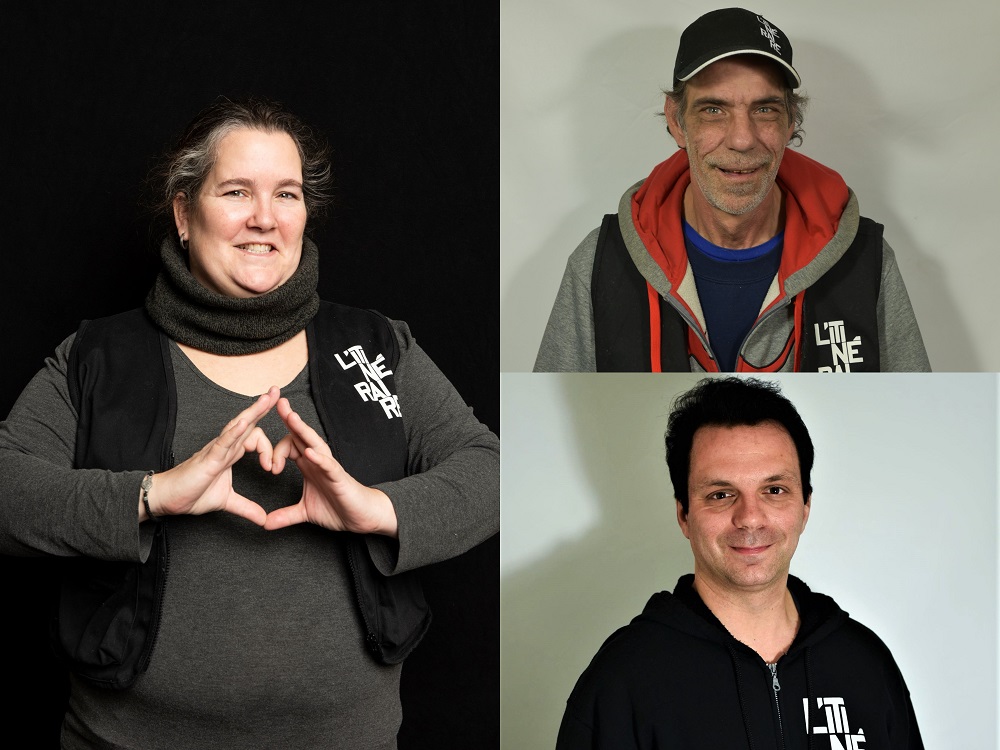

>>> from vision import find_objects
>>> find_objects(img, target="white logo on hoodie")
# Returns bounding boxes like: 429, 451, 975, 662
803, 697, 867, 748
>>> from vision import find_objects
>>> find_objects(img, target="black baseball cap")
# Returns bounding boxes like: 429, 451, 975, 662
673, 8, 800, 89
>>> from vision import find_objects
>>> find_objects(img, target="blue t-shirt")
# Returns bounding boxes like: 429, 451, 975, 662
684, 222, 783, 371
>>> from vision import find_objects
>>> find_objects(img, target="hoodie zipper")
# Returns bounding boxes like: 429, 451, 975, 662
736, 297, 792, 369
661, 293, 714, 355
767, 662, 786, 749
661, 287, 793, 371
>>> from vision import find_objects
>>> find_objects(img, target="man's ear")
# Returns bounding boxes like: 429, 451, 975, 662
676, 499, 691, 539
663, 98, 687, 150
801, 494, 812, 532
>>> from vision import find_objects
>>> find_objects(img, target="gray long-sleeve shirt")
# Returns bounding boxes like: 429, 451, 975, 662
0, 318, 499, 749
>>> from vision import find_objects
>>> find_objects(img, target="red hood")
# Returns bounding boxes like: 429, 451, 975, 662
631, 149, 850, 289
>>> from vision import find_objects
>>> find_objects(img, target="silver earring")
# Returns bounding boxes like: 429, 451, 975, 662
179, 233, 189, 250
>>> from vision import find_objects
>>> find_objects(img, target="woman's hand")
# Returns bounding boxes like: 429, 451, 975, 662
264, 397, 399, 537
139, 387, 281, 526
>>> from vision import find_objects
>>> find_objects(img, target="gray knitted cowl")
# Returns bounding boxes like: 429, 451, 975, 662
145, 235, 320, 355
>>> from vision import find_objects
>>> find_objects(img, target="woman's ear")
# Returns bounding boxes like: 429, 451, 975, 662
172, 193, 189, 236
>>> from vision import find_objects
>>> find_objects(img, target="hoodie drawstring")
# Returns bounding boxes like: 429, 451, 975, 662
792, 291, 806, 371
646, 282, 661, 372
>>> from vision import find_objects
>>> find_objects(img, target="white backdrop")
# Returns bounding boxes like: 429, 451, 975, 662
501, 0, 1000, 371
500, 373, 998, 748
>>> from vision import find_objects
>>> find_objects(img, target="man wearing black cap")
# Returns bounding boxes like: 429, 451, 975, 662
555, 377, 924, 749
533, 8, 930, 373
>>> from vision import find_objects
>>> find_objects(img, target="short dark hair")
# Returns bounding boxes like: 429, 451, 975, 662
665, 377, 814, 513
152, 96, 333, 229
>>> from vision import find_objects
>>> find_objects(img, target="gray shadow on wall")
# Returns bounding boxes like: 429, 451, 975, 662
793, 39, 976, 370
500, 374, 704, 749
503, 25, 677, 370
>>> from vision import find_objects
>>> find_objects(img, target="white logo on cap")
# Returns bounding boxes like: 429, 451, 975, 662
756, 16, 782, 54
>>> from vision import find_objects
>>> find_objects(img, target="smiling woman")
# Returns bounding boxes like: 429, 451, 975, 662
176, 128, 308, 298
163, 126, 316, 396
0, 96, 499, 750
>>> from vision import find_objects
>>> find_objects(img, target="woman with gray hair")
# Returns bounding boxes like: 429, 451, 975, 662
0, 97, 499, 749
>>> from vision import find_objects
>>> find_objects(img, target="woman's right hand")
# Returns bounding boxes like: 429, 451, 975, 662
138, 387, 280, 526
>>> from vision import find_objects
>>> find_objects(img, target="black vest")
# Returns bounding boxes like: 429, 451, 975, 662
591, 215, 883, 372
54, 302, 430, 689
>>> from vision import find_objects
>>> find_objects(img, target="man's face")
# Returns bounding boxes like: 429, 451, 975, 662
665, 56, 795, 217
677, 421, 810, 597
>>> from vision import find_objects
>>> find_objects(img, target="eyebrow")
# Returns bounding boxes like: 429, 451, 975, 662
689, 95, 785, 110
693, 472, 798, 489
762, 472, 796, 483
216, 177, 304, 190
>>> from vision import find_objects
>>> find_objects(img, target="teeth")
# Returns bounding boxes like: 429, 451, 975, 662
239, 244, 272, 254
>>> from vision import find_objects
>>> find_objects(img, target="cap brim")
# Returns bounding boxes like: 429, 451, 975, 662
677, 49, 801, 89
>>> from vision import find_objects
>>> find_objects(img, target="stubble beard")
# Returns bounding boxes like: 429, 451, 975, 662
690, 153, 782, 217
701, 529, 791, 592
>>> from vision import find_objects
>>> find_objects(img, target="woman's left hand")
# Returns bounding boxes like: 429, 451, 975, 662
263, 398, 399, 537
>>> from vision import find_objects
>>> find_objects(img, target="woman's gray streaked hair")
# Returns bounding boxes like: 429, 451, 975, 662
155, 96, 333, 227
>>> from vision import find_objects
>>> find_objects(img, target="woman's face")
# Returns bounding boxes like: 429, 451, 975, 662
174, 128, 308, 298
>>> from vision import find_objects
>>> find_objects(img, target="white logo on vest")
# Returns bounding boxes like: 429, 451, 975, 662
803, 696, 867, 749
335, 345, 402, 419
814, 320, 865, 372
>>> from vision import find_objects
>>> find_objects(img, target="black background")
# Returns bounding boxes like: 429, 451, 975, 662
1, 3, 498, 747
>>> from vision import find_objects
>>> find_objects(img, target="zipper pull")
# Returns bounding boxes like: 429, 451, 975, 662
768, 662, 780, 692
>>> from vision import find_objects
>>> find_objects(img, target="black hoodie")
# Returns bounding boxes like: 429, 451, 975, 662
557, 575, 923, 750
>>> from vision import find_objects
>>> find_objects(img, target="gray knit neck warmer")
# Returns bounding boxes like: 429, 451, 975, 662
145, 236, 320, 355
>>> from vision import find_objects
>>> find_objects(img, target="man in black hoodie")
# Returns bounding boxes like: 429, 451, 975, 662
556, 377, 923, 749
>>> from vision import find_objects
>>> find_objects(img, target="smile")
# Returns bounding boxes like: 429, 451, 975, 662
731, 545, 771, 555
237, 243, 275, 254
